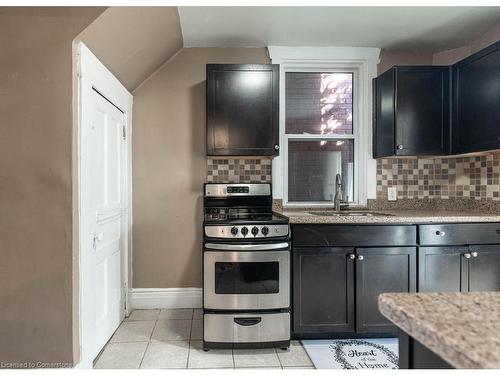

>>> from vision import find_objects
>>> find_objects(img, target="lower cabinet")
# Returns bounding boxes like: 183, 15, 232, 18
293, 246, 416, 336
467, 245, 500, 291
356, 247, 416, 334
418, 247, 469, 292
419, 245, 500, 292
292, 223, 500, 338
293, 247, 355, 335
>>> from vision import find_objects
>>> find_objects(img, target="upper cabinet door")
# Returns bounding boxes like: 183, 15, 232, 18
395, 67, 450, 156
452, 41, 500, 154
372, 70, 395, 158
372, 66, 450, 158
206, 64, 279, 156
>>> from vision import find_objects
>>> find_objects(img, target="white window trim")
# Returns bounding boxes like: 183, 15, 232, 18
268, 46, 380, 207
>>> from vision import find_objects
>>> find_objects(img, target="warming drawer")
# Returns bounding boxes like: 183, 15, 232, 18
204, 312, 290, 343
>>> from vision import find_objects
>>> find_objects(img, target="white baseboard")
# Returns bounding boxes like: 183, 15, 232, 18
129, 288, 202, 309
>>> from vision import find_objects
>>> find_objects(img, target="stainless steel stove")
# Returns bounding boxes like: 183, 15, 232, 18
202, 183, 290, 350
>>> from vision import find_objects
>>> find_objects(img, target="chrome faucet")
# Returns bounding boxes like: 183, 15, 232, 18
334, 173, 343, 212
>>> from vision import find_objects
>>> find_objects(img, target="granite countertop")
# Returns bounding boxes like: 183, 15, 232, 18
379, 292, 500, 369
279, 209, 500, 224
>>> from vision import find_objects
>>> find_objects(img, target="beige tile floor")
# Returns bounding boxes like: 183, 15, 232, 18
94, 308, 315, 369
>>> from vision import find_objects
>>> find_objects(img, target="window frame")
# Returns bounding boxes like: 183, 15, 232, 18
283, 68, 360, 205
268, 46, 380, 209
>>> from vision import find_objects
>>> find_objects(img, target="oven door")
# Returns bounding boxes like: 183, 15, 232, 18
203, 243, 290, 310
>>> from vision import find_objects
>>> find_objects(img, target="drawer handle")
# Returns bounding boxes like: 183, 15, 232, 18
234, 317, 262, 326
436, 231, 446, 236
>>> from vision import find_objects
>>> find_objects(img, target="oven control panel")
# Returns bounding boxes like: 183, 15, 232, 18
205, 224, 289, 239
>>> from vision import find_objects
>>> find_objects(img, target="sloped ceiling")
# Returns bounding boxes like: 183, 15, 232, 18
178, 6, 500, 52
79, 6, 183, 91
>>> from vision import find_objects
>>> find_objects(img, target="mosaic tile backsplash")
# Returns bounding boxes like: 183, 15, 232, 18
206, 158, 272, 183
376, 153, 500, 200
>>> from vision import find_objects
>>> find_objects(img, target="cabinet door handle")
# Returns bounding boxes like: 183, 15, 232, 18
396, 144, 403, 150
274, 144, 280, 151
357, 255, 364, 261
348, 254, 355, 260
436, 231, 446, 236
463, 253, 471, 259
471, 251, 478, 258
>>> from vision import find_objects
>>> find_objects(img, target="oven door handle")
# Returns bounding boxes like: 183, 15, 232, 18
234, 317, 262, 326
204, 242, 289, 251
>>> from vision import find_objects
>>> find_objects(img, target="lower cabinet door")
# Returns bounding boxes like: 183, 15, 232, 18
468, 245, 500, 291
355, 247, 417, 334
293, 247, 355, 335
418, 247, 469, 292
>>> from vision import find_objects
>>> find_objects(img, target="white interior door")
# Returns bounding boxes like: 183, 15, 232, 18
89, 90, 125, 353
78, 43, 132, 369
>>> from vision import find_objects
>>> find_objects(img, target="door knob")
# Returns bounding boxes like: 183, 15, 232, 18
471, 252, 478, 258
274, 144, 280, 151
464, 253, 471, 259
92, 233, 104, 249
357, 255, 364, 261
396, 144, 403, 150
348, 254, 355, 260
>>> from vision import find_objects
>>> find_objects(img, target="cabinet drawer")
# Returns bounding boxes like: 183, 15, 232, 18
204, 312, 290, 343
419, 223, 500, 245
292, 225, 416, 247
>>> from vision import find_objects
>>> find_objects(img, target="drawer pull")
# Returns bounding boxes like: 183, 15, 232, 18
234, 317, 262, 326
436, 231, 446, 236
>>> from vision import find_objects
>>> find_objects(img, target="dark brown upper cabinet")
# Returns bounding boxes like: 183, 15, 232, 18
373, 66, 451, 158
452, 41, 500, 154
206, 64, 279, 156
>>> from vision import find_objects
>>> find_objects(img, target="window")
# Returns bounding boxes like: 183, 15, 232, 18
268, 46, 380, 207
285, 71, 357, 204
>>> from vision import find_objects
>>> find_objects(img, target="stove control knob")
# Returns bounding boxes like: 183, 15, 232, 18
230, 227, 238, 236
251, 226, 259, 236
261, 226, 269, 236
241, 227, 249, 236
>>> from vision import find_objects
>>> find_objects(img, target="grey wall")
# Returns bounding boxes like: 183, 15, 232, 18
132, 48, 270, 288
0, 6, 104, 366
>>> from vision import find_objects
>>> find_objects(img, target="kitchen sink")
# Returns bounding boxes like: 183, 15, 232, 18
307, 210, 395, 217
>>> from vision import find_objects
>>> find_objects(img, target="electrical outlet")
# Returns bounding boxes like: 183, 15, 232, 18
388, 187, 397, 201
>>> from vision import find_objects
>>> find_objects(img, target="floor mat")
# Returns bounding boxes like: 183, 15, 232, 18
302, 338, 399, 369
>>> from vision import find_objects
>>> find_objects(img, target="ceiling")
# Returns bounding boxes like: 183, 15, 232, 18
79, 7, 183, 91
178, 6, 500, 52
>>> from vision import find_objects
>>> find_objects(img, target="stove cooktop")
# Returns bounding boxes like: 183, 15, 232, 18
204, 209, 287, 224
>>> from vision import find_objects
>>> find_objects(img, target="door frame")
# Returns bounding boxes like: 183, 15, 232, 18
76, 43, 133, 368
